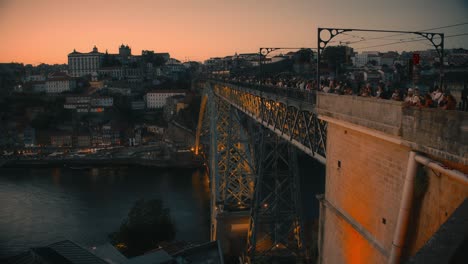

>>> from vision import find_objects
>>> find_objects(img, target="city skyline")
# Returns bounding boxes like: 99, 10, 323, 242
1, 0, 468, 65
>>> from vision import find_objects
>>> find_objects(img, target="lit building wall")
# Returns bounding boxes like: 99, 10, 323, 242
320, 122, 468, 263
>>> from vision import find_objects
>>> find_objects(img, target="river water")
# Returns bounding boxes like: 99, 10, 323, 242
0, 166, 211, 258
0, 154, 324, 259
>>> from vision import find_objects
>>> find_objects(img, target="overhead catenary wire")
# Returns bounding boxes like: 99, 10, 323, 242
353, 32, 468, 50
338, 32, 365, 42
331, 22, 468, 45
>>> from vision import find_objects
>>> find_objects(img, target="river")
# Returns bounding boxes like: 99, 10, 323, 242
0, 166, 211, 258
0, 153, 324, 259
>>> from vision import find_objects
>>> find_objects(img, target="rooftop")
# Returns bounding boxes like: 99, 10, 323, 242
5, 240, 108, 264
146, 89, 187, 94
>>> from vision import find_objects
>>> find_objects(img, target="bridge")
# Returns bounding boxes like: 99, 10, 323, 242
194, 79, 467, 264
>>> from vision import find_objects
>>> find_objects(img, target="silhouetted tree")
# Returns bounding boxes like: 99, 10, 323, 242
294, 48, 314, 64
102, 51, 122, 67
321, 45, 348, 74
142, 50, 166, 67
109, 198, 176, 257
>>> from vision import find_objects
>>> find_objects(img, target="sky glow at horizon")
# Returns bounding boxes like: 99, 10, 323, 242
0, 0, 467, 65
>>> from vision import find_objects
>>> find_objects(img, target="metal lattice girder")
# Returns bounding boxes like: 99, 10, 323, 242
246, 128, 305, 262
213, 83, 327, 163
207, 88, 255, 213
195, 90, 211, 156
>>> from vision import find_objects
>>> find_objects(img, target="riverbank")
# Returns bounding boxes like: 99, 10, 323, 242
0, 156, 204, 169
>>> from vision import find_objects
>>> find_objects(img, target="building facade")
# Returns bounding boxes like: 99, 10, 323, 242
90, 97, 113, 107
50, 134, 73, 147
68, 46, 103, 77
45, 72, 76, 94
144, 90, 186, 109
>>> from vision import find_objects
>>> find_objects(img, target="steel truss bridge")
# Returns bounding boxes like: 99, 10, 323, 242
192, 27, 445, 263
195, 80, 327, 263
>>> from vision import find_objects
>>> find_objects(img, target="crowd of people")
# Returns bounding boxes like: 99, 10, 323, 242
211, 74, 466, 111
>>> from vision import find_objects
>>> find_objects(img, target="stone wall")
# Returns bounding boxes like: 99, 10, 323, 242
321, 123, 409, 263
316, 93, 403, 136
321, 201, 388, 264
320, 122, 468, 263
316, 93, 468, 165
401, 108, 468, 163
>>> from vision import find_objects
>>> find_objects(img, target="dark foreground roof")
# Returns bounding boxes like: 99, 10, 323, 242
5, 240, 108, 264
173, 241, 224, 264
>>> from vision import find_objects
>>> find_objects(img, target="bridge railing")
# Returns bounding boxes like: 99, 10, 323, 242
208, 78, 317, 105
205, 78, 327, 163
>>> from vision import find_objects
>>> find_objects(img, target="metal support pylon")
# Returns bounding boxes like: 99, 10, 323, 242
246, 127, 305, 263
207, 85, 255, 241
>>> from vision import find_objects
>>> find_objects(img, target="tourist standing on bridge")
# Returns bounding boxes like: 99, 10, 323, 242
431, 86, 444, 106
421, 93, 434, 108
360, 83, 372, 97
440, 93, 457, 110
375, 84, 384, 99
404, 88, 420, 106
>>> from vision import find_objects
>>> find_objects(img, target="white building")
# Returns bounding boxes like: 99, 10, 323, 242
45, 72, 76, 94
352, 53, 368, 67
99, 67, 123, 79
66, 96, 91, 104
68, 46, 103, 77
25, 74, 46, 82
144, 90, 186, 109
163, 63, 186, 75
352, 51, 381, 67
64, 96, 112, 111
204, 57, 223, 68
90, 97, 113, 107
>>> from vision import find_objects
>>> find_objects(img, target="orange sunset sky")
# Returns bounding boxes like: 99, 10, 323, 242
0, 0, 467, 65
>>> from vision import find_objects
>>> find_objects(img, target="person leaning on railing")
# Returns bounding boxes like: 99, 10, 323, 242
440, 93, 457, 110
215, 76, 460, 111
421, 94, 435, 108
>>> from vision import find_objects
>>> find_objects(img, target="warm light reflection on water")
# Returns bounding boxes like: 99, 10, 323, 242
0, 167, 210, 258
191, 169, 211, 209
52, 168, 61, 186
